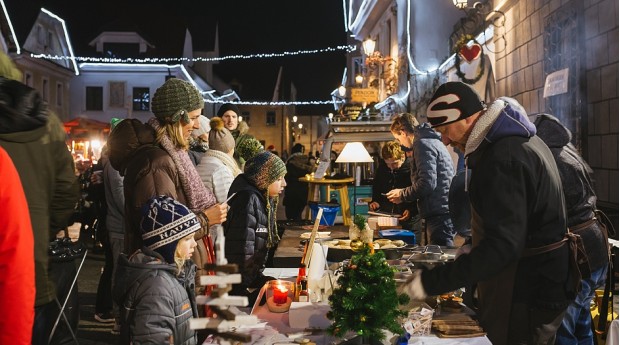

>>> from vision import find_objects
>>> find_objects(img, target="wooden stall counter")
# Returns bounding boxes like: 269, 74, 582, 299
272, 225, 349, 268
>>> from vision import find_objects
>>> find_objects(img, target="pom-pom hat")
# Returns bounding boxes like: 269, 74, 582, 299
426, 81, 485, 128
151, 78, 204, 125
208, 117, 235, 153
140, 196, 200, 263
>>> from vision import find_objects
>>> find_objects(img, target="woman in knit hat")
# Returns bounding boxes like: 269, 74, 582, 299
223, 151, 287, 304
217, 103, 255, 168
113, 195, 199, 345
196, 117, 241, 241
107, 78, 227, 288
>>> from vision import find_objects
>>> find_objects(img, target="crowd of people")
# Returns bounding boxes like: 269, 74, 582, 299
0, 42, 611, 345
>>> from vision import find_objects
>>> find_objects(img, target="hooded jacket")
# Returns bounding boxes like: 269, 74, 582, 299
223, 175, 274, 295
535, 113, 608, 271
0, 78, 78, 306
113, 249, 197, 345
231, 121, 254, 168
402, 122, 454, 218
419, 99, 571, 344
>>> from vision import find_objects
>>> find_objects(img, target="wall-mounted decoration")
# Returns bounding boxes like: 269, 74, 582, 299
109, 81, 126, 108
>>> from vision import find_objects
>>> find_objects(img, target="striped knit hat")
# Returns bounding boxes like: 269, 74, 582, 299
140, 196, 200, 263
244, 151, 286, 191
151, 78, 204, 124
244, 151, 286, 248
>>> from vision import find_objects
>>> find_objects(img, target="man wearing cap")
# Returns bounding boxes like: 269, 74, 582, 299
399, 81, 573, 345
217, 103, 254, 168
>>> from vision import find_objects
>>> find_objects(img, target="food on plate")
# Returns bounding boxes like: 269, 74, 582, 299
439, 294, 464, 311
325, 238, 405, 251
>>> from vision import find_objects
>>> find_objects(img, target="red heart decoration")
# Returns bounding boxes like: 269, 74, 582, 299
459, 43, 482, 63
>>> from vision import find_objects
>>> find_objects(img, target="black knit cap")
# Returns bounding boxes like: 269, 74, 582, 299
216, 103, 240, 117
426, 81, 485, 128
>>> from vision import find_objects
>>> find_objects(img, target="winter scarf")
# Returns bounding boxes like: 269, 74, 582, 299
204, 149, 241, 177
147, 117, 215, 212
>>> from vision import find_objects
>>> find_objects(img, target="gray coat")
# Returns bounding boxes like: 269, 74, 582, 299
402, 122, 454, 218
113, 249, 197, 345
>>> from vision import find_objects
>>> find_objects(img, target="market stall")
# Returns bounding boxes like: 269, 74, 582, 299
262, 223, 492, 344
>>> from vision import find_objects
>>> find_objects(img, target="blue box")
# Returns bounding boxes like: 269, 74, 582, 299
309, 203, 340, 226
379, 229, 416, 245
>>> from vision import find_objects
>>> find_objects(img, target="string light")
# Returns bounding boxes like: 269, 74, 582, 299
203, 99, 343, 106
30, 45, 357, 64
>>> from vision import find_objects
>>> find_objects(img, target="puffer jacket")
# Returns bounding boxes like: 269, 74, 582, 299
113, 248, 197, 345
402, 122, 454, 218
420, 99, 571, 345
535, 113, 609, 270
107, 119, 211, 276
0, 77, 78, 306
223, 175, 275, 295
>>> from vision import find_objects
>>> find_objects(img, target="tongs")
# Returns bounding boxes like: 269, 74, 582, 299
405, 244, 444, 261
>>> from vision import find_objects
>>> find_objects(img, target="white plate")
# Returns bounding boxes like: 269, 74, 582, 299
299, 231, 331, 240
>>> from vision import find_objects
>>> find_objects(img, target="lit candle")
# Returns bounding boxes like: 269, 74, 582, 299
273, 283, 289, 304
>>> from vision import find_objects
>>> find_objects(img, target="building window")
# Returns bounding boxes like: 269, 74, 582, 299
241, 111, 250, 126
266, 111, 276, 126
86, 86, 103, 111
24, 72, 33, 87
41, 78, 49, 101
132, 87, 150, 111
56, 82, 63, 106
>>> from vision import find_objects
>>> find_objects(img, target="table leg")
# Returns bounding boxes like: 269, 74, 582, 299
304, 184, 316, 220
338, 186, 351, 226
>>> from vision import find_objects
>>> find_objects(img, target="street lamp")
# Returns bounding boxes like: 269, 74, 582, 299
338, 85, 347, 98
292, 115, 298, 123
355, 74, 364, 85
362, 37, 376, 56
298, 123, 303, 130
328, 113, 333, 121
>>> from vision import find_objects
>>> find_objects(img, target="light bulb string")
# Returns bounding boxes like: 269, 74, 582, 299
29, 45, 357, 63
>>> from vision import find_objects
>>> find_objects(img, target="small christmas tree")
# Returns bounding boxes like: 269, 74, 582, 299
327, 245, 409, 341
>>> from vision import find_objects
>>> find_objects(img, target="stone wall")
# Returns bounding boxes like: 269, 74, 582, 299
494, 0, 618, 208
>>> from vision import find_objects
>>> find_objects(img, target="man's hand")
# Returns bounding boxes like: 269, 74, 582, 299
368, 201, 380, 211
398, 209, 411, 222
203, 203, 228, 225
386, 189, 403, 204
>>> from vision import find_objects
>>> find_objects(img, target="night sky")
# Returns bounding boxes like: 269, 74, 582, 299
28, 0, 349, 114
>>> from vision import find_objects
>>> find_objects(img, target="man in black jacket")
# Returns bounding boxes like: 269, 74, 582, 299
400, 82, 573, 345
534, 113, 610, 345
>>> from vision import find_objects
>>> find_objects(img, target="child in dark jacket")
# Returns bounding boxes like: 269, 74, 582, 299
223, 151, 287, 305
113, 196, 199, 345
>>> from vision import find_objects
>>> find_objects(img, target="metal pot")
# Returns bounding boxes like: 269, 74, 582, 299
404, 245, 455, 270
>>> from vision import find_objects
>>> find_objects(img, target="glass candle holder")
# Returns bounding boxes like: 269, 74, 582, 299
266, 280, 293, 313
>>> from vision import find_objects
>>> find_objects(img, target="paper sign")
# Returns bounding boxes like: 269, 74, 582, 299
314, 161, 330, 179
543, 68, 569, 98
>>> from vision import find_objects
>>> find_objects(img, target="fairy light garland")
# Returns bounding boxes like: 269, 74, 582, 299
30, 45, 357, 63
204, 99, 343, 106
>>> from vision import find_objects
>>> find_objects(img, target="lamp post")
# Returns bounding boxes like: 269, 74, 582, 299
335, 142, 374, 217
